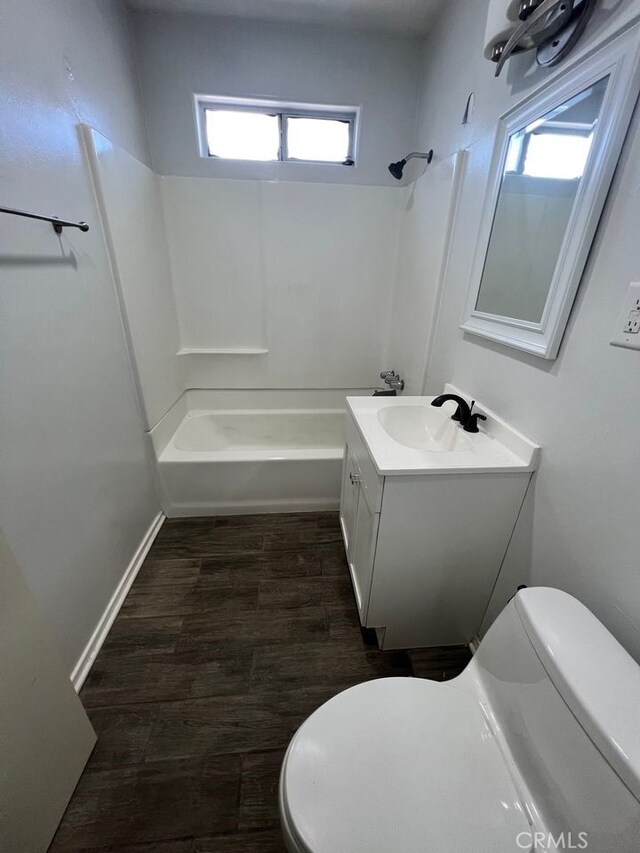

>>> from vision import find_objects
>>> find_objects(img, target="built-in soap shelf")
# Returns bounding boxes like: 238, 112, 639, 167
177, 347, 269, 356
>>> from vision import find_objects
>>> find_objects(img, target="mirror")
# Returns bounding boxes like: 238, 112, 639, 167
461, 26, 640, 358
476, 79, 607, 323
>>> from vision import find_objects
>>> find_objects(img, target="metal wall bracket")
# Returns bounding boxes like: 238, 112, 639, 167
491, 0, 595, 77
0, 206, 89, 233
536, 0, 597, 67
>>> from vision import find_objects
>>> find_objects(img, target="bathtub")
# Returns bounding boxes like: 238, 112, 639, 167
151, 389, 368, 516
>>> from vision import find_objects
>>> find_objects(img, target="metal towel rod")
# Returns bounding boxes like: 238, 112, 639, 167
0, 205, 89, 233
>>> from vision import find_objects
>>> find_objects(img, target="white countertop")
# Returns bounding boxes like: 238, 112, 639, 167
347, 388, 539, 476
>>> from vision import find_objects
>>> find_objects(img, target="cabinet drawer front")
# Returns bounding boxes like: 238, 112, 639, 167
346, 411, 383, 512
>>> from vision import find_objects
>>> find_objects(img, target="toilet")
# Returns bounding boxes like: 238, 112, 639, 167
279, 587, 640, 852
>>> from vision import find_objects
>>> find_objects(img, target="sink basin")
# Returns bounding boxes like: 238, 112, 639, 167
377, 405, 472, 452
346, 390, 539, 476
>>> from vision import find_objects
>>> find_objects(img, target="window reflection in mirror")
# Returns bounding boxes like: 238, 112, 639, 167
475, 77, 608, 324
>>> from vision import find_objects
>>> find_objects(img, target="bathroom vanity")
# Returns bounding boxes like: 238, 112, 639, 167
340, 386, 539, 649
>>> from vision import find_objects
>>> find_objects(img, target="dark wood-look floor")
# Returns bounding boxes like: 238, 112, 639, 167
50, 512, 471, 852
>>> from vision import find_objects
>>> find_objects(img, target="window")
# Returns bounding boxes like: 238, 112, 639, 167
503, 81, 604, 183
505, 126, 594, 180
522, 132, 593, 180
205, 110, 280, 161
195, 95, 358, 166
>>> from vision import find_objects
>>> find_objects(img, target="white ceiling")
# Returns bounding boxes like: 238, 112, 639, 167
126, 0, 445, 37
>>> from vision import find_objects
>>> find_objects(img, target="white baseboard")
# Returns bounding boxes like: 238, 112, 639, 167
166, 498, 339, 517
70, 512, 165, 692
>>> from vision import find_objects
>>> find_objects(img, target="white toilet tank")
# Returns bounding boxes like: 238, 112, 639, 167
463, 588, 640, 852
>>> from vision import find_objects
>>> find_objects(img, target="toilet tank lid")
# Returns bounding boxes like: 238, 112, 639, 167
515, 587, 640, 803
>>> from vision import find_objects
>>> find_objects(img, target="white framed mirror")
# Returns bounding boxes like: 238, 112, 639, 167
461, 24, 640, 359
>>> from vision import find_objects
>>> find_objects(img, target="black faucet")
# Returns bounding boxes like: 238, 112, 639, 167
431, 394, 487, 433
464, 403, 487, 433
431, 394, 471, 424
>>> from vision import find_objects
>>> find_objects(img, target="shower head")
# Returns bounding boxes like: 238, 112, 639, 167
388, 150, 434, 180
388, 159, 407, 180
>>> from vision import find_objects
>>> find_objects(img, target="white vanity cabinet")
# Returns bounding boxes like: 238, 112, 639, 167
339, 420, 381, 616
339, 397, 538, 649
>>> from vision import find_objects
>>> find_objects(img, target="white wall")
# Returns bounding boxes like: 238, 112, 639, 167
133, 11, 425, 187
0, 0, 159, 672
161, 176, 402, 389
386, 152, 465, 394
414, 0, 640, 658
125, 11, 427, 393
85, 128, 182, 429
161, 177, 266, 354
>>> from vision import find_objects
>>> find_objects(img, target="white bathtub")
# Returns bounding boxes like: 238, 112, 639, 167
151, 390, 367, 516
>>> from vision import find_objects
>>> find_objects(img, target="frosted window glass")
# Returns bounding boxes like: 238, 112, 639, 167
286, 117, 350, 162
205, 110, 279, 160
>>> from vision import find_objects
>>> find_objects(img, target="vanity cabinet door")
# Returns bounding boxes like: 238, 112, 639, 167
350, 489, 378, 621
339, 444, 360, 562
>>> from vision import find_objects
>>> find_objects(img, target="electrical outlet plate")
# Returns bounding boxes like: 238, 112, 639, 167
611, 282, 640, 351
